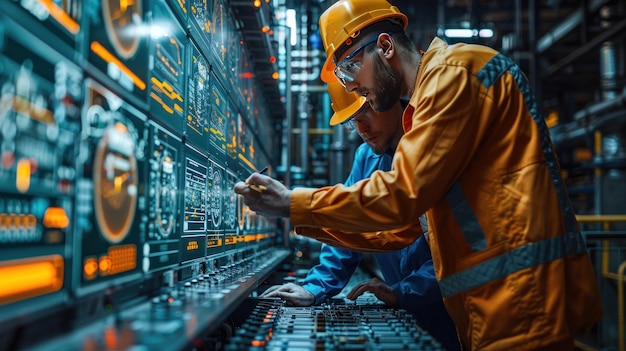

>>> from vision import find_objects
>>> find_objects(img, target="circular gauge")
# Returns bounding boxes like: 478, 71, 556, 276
102, 0, 143, 59
208, 167, 222, 228
93, 121, 138, 243
155, 151, 177, 237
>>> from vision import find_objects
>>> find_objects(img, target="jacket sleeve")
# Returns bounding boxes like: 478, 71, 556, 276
295, 220, 422, 253
390, 237, 443, 313
290, 62, 488, 247
301, 244, 362, 304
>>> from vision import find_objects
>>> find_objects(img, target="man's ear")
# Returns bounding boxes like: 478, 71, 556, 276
377, 33, 395, 59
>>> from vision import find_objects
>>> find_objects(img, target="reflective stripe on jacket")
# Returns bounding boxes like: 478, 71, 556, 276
291, 37, 602, 349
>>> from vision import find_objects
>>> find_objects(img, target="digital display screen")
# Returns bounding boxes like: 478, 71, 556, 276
186, 44, 211, 152
0, 20, 80, 312
189, 0, 211, 53
148, 0, 187, 135
209, 75, 228, 157
223, 170, 240, 250
76, 79, 147, 289
165, 0, 187, 25
210, 0, 228, 77
6, 0, 82, 58
143, 121, 183, 273
206, 159, 224, 256
181, 145, 208, 262
86, 0, 149, 101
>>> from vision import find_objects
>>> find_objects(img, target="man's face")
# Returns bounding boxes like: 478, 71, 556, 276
350, 101, 403, 154
334, 34, 402, 112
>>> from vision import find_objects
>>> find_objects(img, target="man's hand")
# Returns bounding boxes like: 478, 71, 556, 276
259, 283, 315, 306
233, 173, 291, 218
346, 277, 398, 306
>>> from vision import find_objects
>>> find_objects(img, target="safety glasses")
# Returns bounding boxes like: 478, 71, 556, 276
333, 36, 379, 87
340, 104, 371, 132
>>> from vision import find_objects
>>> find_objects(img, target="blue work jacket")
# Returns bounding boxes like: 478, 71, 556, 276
301, 143, 460, 350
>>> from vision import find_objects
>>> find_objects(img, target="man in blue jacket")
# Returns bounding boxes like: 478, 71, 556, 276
261, 82, 460, 350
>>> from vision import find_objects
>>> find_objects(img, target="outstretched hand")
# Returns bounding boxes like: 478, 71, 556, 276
346, 277, 398, 306
233, 173, 291, 218
260, 283, 315, 306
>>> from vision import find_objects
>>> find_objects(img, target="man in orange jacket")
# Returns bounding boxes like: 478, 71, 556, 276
235, 0, 603, 349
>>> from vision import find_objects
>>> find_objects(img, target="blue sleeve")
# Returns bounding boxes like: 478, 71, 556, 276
389, 236, 442, 312
301, 144, 376, 304
301, 244, 363, 304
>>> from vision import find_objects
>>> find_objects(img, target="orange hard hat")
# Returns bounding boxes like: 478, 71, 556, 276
328, 81, 366, 126
319, 0, 408, 82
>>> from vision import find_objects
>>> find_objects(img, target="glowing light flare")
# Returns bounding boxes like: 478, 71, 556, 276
253, 0, 261, 8
444, 28, 494, 38
261, 26, 270, 33
0, 255, 64, 304
271, 72, 279, 80
269, 56, 276, 63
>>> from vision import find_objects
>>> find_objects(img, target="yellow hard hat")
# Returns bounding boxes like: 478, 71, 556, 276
319, 0, 408, 82
328, 81, 366, 126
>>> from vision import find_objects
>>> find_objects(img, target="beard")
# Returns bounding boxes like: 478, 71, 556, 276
368, 53, 402, 112
368, 137, 392, 155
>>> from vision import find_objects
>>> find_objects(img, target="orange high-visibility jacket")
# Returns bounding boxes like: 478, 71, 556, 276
291, 37, 602, 349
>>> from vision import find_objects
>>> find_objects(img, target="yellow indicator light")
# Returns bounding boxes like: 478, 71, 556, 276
84, 257, 99, 280
253, 0, 261, 8
0, 255, 64, 304
16, 158, 31, 193
272, 72, 279, 80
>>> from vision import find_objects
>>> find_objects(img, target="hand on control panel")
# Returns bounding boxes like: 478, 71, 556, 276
260, 283, 315, 306
346, 277, 398, 307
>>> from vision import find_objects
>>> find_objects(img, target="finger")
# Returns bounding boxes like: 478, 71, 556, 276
234, 181, 251, 194
260, 285, 281, 297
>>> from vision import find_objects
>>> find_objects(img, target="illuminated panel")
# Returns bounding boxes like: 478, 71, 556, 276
0, 255, 64, 304
237, 113, 257, 175
210, 0, 228, 79
0, 26, 82, 201
209, 74, 227, 157
223, 170, 241, 250
225, 99, 238, 168
76, 79, 147, 288
148, 0, 187, 134
206, 159, 224, 256
188, 0, 211, 52
165, 0, 187, 25
238, 38, 253, 115
224, 11, 239, 90
185, 43, 210, 152
182, 146, 207, 262
5, 0, 81, 58
143, 121, 182, 273
87, 0, 149, 101
0, 20, 80, 316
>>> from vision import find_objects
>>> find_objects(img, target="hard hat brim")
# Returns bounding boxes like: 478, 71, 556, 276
330, 95, 367, 126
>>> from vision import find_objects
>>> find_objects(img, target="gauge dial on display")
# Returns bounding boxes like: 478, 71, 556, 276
93, 121, 138, 243
155, 151, 177, 237
102, 0, 143, 59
